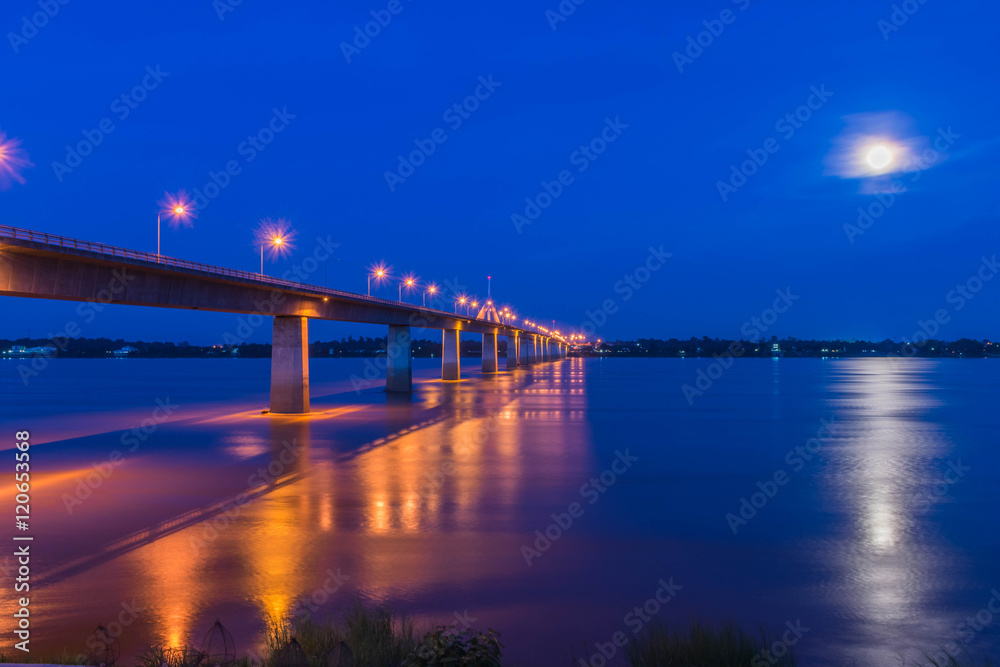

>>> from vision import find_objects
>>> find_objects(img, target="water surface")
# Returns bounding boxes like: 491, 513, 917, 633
2, 357, 999, 665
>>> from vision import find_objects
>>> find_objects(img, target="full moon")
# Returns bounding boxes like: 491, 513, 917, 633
867, 145, 893, 170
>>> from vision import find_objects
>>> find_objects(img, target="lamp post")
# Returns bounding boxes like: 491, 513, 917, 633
424, 284, 437, 307
157, 194, 193, 262
399, 277, 416, 301
369, 268, 387, 296
261, 235, 285, 276
254, 218, 295, 277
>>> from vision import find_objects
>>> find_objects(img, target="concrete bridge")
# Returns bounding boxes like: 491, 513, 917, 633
0, 225, 567, 413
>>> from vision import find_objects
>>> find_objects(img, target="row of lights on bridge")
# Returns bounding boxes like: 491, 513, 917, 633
154, 192, 577, 343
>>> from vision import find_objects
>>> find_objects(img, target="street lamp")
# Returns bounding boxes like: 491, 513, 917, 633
456, 296, 466, 314
262, 235, 283, 275
399, 275, 417, 301
368, 264, 388, 296
423, 283, 438, 307
254, 218, 295, 276
157, 192, 195, 261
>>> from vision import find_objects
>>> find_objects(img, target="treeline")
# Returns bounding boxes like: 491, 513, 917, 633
3, 336, 997, 360
590, 337, 998, 358
0, 336, 495, 359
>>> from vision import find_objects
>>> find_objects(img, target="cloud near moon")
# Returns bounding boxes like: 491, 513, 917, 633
824, 111, 940, 187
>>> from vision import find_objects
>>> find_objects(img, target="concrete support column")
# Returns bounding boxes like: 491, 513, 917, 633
519, 334, 531, 366
482, 332, 498, 373
506, 333, 518, 369
442, 329, 460, 381
270, 316, 310, 414
386, 324, 412, 392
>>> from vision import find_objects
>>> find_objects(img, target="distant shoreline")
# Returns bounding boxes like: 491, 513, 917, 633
3, 336, 997, 361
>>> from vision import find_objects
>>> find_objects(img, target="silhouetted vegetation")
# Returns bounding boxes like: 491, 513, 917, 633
586, 336, 1000, 359
2, 335, 998, 361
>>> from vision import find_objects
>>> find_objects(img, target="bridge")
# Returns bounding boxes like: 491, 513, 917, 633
0, 225, 568, 414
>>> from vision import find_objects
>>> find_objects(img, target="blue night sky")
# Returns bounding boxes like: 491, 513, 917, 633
2, 0, 998, 344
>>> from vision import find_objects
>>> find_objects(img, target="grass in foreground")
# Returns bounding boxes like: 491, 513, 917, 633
261, 601, 418, 667
4, 606, 997, 666
625, 621, 796, 667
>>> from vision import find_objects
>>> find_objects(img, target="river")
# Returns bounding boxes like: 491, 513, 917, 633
2, 357, 998, 665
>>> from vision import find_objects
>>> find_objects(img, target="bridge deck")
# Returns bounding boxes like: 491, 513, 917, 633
0, 225, 556, 338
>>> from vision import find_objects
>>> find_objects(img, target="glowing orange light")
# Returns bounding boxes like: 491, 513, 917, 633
159, 191, 197, 229
0, 131, 33, 190
255, 218, 296, 260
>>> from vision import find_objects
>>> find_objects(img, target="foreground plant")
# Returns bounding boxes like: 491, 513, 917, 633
401, 626, 503, 667
625, 621, 797, 667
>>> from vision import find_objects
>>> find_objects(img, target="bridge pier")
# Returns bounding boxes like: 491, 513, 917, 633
506, 333, 518, 369
482, 332, 498, 373
386, 324, 412, 392
519, 334, 532, 367
270, 315, 310, 414
442, 329, 460, 381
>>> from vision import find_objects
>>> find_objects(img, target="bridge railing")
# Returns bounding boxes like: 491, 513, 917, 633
0, 224, 540, 332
